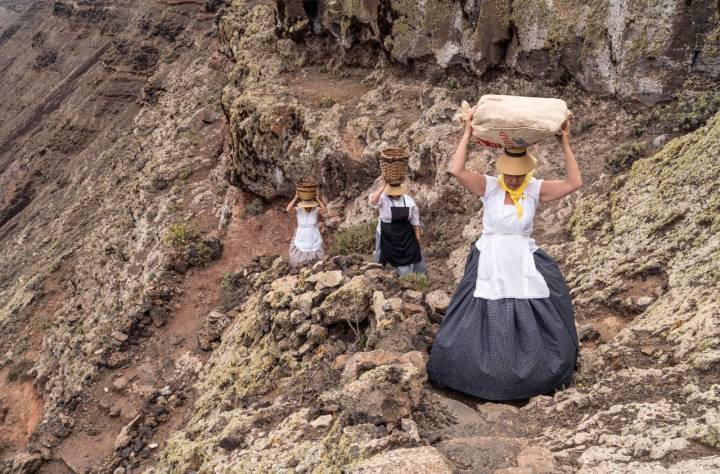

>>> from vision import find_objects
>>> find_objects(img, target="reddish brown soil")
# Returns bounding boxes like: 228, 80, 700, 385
0, 372, 43, 457
53, 195, 295, 471
283, 67, 374, 108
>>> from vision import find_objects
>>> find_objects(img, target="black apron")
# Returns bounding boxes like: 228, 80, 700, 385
379, 196, 422, 267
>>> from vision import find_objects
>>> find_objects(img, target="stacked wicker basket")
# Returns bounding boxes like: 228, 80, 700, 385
296, 179, 318, 206
379, 148, 409, 185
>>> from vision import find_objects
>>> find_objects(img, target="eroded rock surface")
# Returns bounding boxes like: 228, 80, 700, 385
1, 0, 719, 471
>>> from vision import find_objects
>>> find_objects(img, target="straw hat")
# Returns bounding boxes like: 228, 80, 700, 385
385, 183, 408, 196
297, 199, 319, 208
496, 147, 537, 175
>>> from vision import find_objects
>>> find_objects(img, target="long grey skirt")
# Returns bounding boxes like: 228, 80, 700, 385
289, 242, 325, 268
427, 246, 578, 401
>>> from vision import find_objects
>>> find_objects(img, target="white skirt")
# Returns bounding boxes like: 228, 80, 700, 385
289, 241, 325, 268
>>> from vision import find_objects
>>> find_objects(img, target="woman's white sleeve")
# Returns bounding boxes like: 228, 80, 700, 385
483, 175, 498, 202
410, 206, 421, 226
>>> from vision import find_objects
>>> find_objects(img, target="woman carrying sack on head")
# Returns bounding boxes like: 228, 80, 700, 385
286, 190, 327, 268
427, 105, 582, 401
369, 177, 427, 276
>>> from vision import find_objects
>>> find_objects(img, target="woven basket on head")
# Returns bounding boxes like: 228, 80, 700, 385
379, 148, 409, 185
296, 180, 318, 201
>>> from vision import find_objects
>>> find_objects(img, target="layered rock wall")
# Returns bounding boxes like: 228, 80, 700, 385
278, 0, 719, 103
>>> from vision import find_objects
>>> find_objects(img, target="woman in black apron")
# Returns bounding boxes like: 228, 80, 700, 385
369, 177, 427, 276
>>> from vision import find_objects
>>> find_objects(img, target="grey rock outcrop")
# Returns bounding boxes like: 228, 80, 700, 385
277, 0, 719, 103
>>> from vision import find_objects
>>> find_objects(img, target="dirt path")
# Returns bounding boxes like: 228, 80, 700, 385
0, 372, 43, 458
53, 196, 295, 472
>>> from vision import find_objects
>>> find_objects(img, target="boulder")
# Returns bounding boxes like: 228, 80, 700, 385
350, 446, 454, 473
476, 402, 520, 423
516, 446, 557, 474
291, 291, 321, 312
263, 289, 293, 309
320, 276, 372, 325
271, 275, 299, 294
403, 290, 424, 305
310, 414, 333, 428
306, 270, 344, 290
325, 353, 426, 424
425, 290, 450, 315
114, 415, 142, 451
10, 452, 45, 474
400, 418, 421, 444
338, 350, 427, 383
197, 310, 232, 351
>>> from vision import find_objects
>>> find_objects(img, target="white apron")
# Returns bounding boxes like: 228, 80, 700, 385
473, 176, 550, 300
293, 208, 323, 252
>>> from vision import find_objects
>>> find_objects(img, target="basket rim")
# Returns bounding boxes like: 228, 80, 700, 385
379, 147, 410, 162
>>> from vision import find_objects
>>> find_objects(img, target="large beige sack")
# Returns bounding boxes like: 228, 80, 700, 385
455, 95, 571, 148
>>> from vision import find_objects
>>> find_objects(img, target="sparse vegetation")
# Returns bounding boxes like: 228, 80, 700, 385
319, 96, 336, 108
330, 221, 376, 255
7, 359, 34, 382
188, 242, 213, 267
245, 198, 264, 216
631, 118, 647, 137
670, 91, 720, 133
162, 222, 199, 249
607, 141, 646, 173
48, 257, 62, 273
219, 272, 245, 311
572, 118, 595, 136
399, 272, 430, 292
178, 169, 192, 181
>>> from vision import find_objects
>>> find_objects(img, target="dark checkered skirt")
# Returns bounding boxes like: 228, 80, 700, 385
427, 246, 578, 401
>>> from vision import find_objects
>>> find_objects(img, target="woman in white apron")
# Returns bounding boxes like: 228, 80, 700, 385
286, 192, 326, 268
427, 106, 582, 400
369, 178, 427, 276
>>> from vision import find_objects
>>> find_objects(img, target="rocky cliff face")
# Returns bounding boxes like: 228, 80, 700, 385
0, 1, 235, 471
1, 0, 719, 472
277, 0, 719, 103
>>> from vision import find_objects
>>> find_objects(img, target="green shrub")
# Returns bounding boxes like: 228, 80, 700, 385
631, 118, 647, 137
188, 242, 213, 267
245, 198, 264, 216
607, 142, 646, 173
162, 222, 199, 249
7, 359, 34, 382
670, 91, 720, 133
319, 96, 336, 108
219, 271, 245, 311
178, 169, 192, 181
399, 273, 430, 292
330, 221, 376, 255
47, 258, 62, 273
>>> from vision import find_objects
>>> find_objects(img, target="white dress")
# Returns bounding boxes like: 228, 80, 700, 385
289, 208, 324, 267
473, 176, 550, 300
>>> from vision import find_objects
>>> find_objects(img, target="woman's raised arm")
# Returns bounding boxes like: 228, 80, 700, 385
539, 120, 583, 202
449, 106, 486, 196
369, 177, 386, 206
317, 194, 328, 214
286, 192, 300, 213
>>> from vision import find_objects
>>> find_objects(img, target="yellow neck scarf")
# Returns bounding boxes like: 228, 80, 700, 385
498, 173, 533, 218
